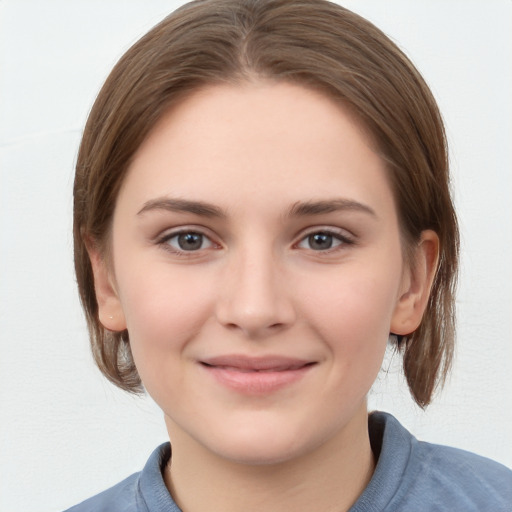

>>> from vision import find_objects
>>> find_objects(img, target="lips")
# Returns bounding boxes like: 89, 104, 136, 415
199, 355, 316, 394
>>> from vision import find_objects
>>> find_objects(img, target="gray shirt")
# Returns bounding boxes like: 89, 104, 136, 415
64, 412, 512, 511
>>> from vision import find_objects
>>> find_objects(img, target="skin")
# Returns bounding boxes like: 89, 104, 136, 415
90, 82, 438, 512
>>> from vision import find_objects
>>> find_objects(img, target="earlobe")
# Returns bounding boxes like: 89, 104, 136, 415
87, 244, 127, 332
390, 230, 439, 336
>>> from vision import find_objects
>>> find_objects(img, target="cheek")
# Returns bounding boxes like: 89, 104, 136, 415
298, 261, 401, 363
115, 262, 215, 365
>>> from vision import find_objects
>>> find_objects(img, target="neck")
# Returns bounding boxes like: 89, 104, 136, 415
164, 408, 375, 512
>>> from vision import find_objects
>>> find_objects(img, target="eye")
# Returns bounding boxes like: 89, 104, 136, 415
297, 231, 350, 251
162, 231, 214, 252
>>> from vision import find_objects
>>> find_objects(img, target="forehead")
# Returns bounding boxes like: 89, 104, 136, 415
119, 81, 394, 218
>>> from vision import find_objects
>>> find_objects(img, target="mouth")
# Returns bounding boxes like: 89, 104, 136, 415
199, 355, 316, 394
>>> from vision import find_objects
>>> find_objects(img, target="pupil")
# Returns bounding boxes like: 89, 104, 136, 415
309, 233, 332, 250
178, 233, 202, 250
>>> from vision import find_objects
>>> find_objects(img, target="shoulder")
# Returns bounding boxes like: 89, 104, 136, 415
409, 439, 512, 509
64, 472, 141, 512
63, 443, 178, 512
353, 412, 512, 512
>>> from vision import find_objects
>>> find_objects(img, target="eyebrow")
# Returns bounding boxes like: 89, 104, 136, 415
136, 196, 376, 219
288, 199, 377, 218
137, 197, 227, 218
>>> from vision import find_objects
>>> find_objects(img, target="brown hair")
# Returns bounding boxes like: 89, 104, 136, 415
74, 0, 459, 407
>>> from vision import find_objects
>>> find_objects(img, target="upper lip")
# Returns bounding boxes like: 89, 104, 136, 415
200, 355, 315, 371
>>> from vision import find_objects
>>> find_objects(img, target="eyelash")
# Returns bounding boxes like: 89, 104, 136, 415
156, 227, 355, 256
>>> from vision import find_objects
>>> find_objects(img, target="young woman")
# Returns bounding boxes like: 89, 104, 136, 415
66, 0, 512, 510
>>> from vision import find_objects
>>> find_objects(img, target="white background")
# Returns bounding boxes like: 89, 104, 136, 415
1, 1, 511, 511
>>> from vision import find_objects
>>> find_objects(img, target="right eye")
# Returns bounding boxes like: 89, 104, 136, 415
161, 231, 214, 253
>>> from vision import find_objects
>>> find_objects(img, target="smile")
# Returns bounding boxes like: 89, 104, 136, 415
199, 355, 316, 394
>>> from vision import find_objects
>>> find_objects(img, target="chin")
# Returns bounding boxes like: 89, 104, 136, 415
214, 442, 305, 466
203, 421, 316, 466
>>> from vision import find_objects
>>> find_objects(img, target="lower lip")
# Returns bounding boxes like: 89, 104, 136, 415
200, 364, 314, 394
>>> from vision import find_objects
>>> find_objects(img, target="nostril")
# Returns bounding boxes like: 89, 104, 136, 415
214, 284, 296, 336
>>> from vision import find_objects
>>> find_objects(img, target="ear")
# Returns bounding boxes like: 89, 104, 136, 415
87, 244, 127, 332
390, 230, 439, 336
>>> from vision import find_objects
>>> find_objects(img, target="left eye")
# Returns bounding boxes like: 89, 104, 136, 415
297, 232, 344, 251
164, 231, 214, 252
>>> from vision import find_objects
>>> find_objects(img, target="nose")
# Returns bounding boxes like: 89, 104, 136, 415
215, 248, 296, 339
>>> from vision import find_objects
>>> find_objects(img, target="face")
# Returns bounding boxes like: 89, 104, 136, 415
94, 82, 430, 465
